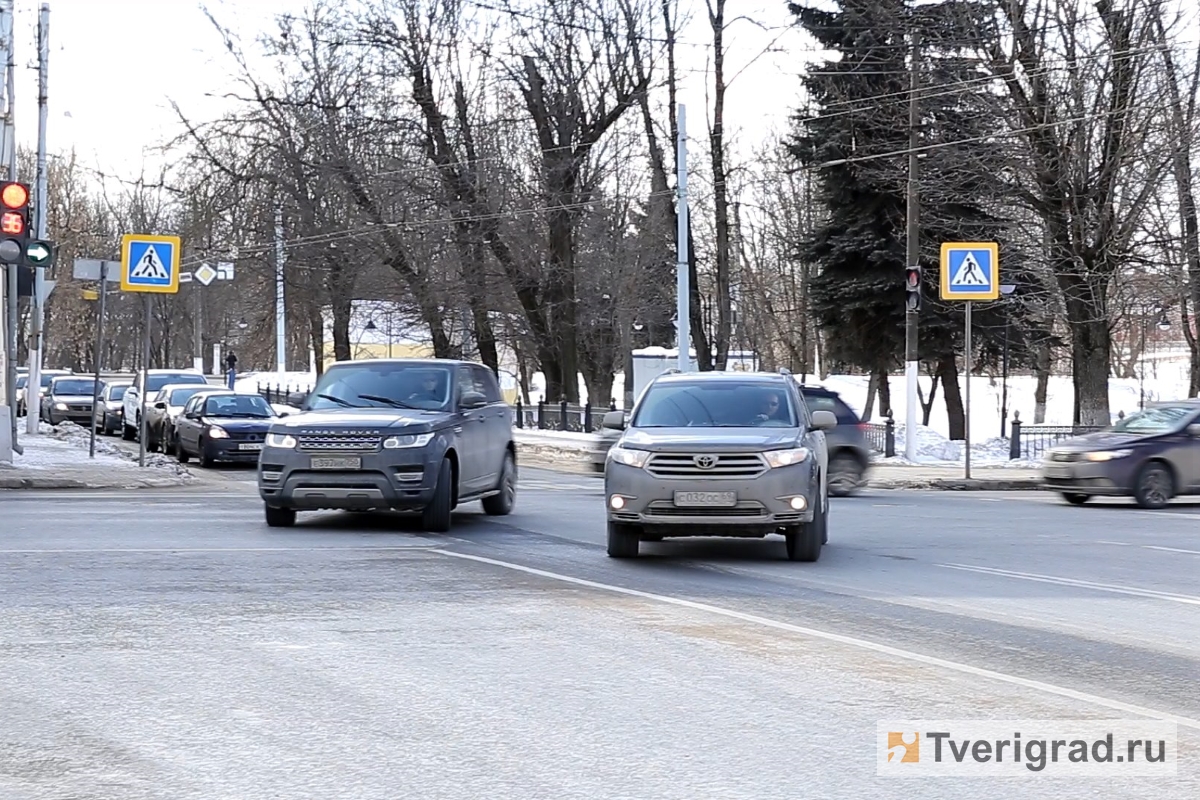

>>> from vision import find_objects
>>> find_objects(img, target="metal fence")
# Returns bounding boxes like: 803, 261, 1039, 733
862, 413, 896, 457
512, 399, 617, 433
257, 383, 313, 405
1008, 414, 1106, 461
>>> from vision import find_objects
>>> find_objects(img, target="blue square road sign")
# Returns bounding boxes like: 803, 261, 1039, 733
939, 242, 999, 301
121, 234, 181, 294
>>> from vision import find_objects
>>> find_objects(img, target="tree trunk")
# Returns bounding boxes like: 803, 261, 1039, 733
1067, 311, 1112, 426
1034, 341, 1051, 423
919, 369, 940, 426
862, 372, 877, 422
875, 366, 891, 418
306, 301, 326, 376
939, 356, 965, 440
707, 0, 731, 370
331, 294, 352, 363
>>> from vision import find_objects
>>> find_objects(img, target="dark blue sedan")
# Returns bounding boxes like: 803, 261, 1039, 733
174, 391, 279, 468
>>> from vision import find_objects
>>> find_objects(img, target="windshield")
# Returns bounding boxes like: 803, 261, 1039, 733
16, 376, 26, 389
108, 385, 128, 400
202, 394, 274, 418
40, 372, 66, 388
147, 373, 206, 392
306, 363, 453, 411
51, 379, 99, 396
1109, 405, 1197, 434
168, 386, 208, 405
631, 381, 799, 428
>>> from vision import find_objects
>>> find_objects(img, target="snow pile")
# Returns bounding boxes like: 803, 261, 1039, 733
16, 421, 195, 479
885, 424, 1040, 467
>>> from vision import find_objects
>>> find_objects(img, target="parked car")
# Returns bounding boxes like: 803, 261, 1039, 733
94, 381, 131, 435
39, 375, 103, 427
174, 391, 280, 467
122, 369, 210, 441
18, 368, 70, 417
796, 384, 873, 496
1040, 400, 1200, 508
257, 358, 516, 530
602, 368, 837, 561
146, 383, 223, 453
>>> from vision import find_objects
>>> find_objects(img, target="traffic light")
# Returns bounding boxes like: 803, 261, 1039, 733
904, 266, 921, 311
0, 180, 30, 265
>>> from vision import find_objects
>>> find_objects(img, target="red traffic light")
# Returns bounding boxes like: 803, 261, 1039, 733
904, 267, 921, 288
1, 210, 24, 235
1, 182, 28, 209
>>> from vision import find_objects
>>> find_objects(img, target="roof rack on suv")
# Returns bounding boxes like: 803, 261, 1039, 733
778, 367, 791, 376
661, 368, 682, 375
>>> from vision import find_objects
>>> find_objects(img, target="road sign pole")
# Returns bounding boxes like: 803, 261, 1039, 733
904, 28, 920, 460
25, 2, 48, 437
964, 300, 972, 481
139, 293, 150, 468
88, 261, 108, 459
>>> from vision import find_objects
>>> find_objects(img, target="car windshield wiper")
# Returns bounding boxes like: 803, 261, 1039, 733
357, 394, 418, 410
314, 393, 360, 408
226, 413, 270, 418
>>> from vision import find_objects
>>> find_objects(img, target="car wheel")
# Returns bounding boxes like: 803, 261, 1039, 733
264, 505, 296, 527
481, 451, 517, 516
786, 499, 824, 562
421, 457, 454, 532
122, 420, 136, 440
1061, 492, 1090, 505
198, 439, 215, 469
606, 521, 640, 558
176, 438, 189, 463
827, 452, 863, 497
1134, 462, 1173, 509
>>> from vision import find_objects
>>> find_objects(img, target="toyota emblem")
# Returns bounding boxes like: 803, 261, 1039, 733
694, 455, 717, 469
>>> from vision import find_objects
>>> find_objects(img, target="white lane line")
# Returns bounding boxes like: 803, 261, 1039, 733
938, 563, 1200, 607
0, 545, 439, 554
1145, 545, 1200, 556
431, 548, 1200, 731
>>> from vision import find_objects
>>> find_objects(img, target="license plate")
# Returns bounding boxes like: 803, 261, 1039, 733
673, 490, 737, 507
310, 456, 361, 470
238, 443, 263, 451
1043, 466, 1071, 479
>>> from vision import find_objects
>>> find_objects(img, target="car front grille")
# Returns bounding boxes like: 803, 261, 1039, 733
645, 452, 768, 479
228, 431, 266, 442
1050, 451, 1083, 462
68, 404, 92, 412
297, 433, 380, 452
643, 502, 767, 517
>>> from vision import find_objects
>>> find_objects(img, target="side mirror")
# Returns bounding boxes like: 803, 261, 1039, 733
811, 410, 838, 431
1188, 423, 1200, 438
287, 391, 308, 407
602, 409, 626, 430
154, 401, 167, 410
460, 391, 487, 410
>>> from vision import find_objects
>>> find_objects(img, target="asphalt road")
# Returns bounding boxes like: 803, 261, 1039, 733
3, 470, 1200, 798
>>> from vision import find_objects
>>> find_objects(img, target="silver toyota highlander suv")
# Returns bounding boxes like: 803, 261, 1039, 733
601, 369, 837, 561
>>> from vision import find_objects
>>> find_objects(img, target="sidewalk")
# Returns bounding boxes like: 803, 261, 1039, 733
512, 430, 1045, 490
0, 423, 208, 490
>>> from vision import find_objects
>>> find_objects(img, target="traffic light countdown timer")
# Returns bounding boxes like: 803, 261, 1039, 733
0, 182, 56, 298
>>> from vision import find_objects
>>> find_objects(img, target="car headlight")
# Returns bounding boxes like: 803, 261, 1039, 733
1083, 449, 1132, 462
54, 402, 67, 410
266, 432, 297, 448
382, 432, 434, 449
764, 447, 811, 468
207, 425, 229, 439
608, 445, 650, 468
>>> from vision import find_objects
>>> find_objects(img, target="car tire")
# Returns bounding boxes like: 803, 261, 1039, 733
122, 421, 136, 441
1061, 492, 1089, 505
606, 521, 640, 558
198, 439, 215, 469
421, 458, 454, 532
1133, 462, 1174, 509
786, 499, 824, 562
828, 452, 863, 497
482, 451, 517, 516
176, 439, 189, 463
264, 505, 296, 527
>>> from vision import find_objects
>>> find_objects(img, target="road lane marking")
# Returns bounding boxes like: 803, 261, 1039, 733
431, 548, 1200, 731
938, 563, 1200, 606
0, 545, 439, 554
1144, 545, 1200, 556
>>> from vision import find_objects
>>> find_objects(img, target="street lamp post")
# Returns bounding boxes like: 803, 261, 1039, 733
1138, 306, 1172, 409
998, 283, 1016, 438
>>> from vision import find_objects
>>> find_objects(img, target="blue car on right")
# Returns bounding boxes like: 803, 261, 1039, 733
1040, 400, 1200, 508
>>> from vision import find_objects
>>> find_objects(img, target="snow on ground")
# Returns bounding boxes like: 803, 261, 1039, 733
2, 422, 192, 478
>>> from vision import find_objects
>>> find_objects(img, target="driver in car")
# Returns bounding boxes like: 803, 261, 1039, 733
753, 390, 785, 423
408, 372, 445, 404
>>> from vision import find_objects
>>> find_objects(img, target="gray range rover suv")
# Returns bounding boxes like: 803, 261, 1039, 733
602, 369, 837, 561
257, 358, 517, 531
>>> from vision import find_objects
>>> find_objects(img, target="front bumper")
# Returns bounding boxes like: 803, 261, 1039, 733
604, 460, 818, 536
205, 438, 267, 463
258, 445, 440, 511
47, 406, 95, 426
1040, 458, 1137, 496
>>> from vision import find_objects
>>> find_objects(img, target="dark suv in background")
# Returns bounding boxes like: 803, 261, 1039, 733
796, 385, 872, 496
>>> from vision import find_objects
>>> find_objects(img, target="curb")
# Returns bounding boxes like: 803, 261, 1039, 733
869, 478, 1044, 491
0, 474, 197, 491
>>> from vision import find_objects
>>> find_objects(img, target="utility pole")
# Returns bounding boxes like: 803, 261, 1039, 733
274, 202, 286, 375
903, 27, 921, 461
25, 3, 48, 436
676, 104, 691, 372
0, 0, 16, 461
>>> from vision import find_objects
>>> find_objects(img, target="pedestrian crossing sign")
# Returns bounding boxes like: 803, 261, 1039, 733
940, 242, 998, 301
121, 233, 181, 294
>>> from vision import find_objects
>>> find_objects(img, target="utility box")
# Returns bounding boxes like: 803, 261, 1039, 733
630, 347, 760, 408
